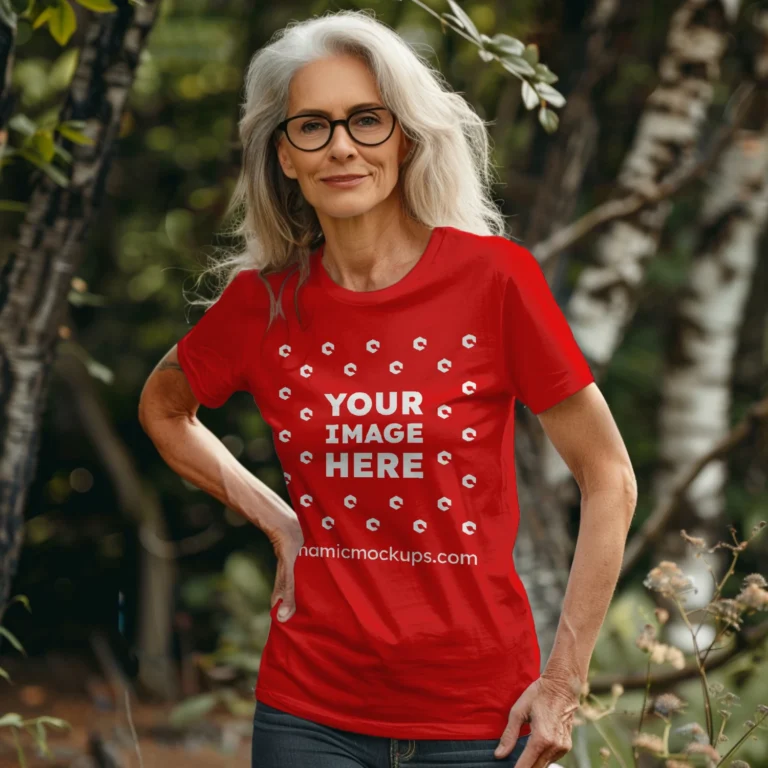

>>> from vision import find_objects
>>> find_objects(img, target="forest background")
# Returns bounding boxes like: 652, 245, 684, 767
0, 0, 767, 766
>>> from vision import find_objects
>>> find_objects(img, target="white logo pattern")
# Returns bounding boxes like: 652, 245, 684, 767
278, 331, 481, 534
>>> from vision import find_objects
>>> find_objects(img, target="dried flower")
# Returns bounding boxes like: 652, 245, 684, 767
654, 693, 686, 717
599, 746, 610, 762
579, 702, 602, 721
655, 607, 670, 624
681, 529, 707, 550
685, 742, 720, 760
707, 598, 743, 629
636, 624, 657, 652
674, 722, 707, 742
743, 574, 767, 588
665, 646, 685, 670
611, 683, 624, 699
730, 760, 750, 768
633, 732, 665, 753
644, 561, 694, 597
719, 692, 740, 708
735, 582, 768, 612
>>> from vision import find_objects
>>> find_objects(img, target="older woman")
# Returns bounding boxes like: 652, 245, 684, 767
139, 9, 636, 768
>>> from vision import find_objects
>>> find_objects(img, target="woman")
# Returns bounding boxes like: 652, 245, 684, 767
139, 9, 637, 768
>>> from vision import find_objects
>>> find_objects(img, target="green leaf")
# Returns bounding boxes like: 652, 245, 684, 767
31, 716, 69, 729
0, 626, 26, 656
8, 113, 37, 137
85, 357, 114, 384
0, 0, 17, 28
499, 56, 536, 78
0, 713, 24, 728
521, 81, 539, 110
487, 33, 525, 57
33, 721, 51, 758
67, 289, 107, 307
538, 106, 559, 134
16, 149, 71, 187
47, 0, 77, 46
534, 63, 559, 85
0, 200, 28, 213
28, 129, 56, 163
16, 19, 33, 45
522, 43, 539, 66
57, 124, 95, 145
0, 665, 12, 682
535, 82, 566, 108
168, 693, 220, 727
445, 0, 481, 43
31, 6, 51, 29
7, 595, 32, 614
74, 0, 116, 9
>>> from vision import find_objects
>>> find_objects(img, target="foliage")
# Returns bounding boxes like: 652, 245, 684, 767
169, 551, 273, 726
575, 524, 768, 767
0, 597, 70, 766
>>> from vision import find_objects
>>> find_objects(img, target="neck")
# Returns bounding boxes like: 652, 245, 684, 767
318, 211, 433, 293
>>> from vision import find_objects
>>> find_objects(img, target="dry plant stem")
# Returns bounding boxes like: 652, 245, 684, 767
637, 657, 652, 733
590, 717, 629, 768
12, 729, 25, 768
673, 595, 714, 743
717, 710, 768, 766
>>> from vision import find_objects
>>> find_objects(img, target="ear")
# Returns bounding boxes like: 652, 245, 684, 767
398, 131, 413, 166
275, 135, 297, 179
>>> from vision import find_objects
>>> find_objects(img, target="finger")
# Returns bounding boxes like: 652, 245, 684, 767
532, 737, 571, 768
493, 712, 524, 758
509, 735, 548, 768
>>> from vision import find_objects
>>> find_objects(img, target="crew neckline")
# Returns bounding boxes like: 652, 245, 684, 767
311, 226, 447, 305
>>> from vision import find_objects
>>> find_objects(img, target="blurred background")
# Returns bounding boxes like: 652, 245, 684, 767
0, 0, 767, 766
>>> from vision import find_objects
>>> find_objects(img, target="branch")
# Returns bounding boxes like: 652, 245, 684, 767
588, 620, 768, 694
532, 81, 756, 264
620, 393, 768, 577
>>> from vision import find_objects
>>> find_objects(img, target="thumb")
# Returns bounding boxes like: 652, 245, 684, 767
494, 705, 526, 758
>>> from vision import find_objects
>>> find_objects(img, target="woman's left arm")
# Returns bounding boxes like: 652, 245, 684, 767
494, 382, 637, 767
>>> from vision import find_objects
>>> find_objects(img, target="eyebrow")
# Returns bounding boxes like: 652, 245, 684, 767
292, 102, 385, 118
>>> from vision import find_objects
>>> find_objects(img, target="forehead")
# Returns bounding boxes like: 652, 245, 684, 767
287, 55, 381, 112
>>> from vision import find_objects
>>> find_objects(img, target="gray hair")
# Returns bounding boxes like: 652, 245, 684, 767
188, 8, 508, 326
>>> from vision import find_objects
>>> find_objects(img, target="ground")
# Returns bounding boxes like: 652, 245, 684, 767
0, 654, 253, 768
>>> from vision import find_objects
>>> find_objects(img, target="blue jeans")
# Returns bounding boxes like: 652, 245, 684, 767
252, 699, 532, 767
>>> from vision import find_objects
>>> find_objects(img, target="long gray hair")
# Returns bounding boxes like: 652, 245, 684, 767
188, 8, 508, 326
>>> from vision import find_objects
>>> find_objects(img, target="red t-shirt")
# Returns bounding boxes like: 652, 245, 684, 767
176, 225, 595, 740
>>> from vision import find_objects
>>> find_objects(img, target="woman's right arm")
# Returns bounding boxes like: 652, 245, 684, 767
137, 344, 302, 621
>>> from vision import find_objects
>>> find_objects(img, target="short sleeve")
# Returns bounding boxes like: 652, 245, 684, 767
176, 270, 255, 409
499, 242, 595, 414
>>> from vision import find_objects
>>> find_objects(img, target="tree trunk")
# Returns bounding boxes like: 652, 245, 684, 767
0, 0, 161, 612
653, 13, 768, 652
515, 0, 739, 654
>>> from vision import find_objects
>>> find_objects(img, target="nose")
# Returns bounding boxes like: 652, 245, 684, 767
327, 123, 358, 158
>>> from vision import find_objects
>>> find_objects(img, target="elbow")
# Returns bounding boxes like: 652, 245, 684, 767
580, 461, 637, 533
612, 463, 637, 533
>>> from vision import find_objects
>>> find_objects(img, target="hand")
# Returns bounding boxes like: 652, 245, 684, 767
265, 513, 304, 623
494, 676, 578, 766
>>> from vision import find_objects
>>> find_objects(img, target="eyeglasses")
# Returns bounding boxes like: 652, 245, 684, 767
275, 107, 396, 152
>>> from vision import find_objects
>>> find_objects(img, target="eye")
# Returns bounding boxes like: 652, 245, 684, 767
299, 120, 325, 134
353, 113, 381, 126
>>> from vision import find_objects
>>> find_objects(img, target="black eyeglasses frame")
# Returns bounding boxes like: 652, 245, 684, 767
275, 107, 397, 152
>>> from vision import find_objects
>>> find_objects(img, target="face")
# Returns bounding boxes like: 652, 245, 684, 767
274, 54, 411, 222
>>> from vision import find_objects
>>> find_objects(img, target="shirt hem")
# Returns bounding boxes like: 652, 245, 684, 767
254, 683, 532, 740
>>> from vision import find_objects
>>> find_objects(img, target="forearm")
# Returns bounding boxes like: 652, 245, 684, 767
542, 479, 636, 689
143, 412, 297, 539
